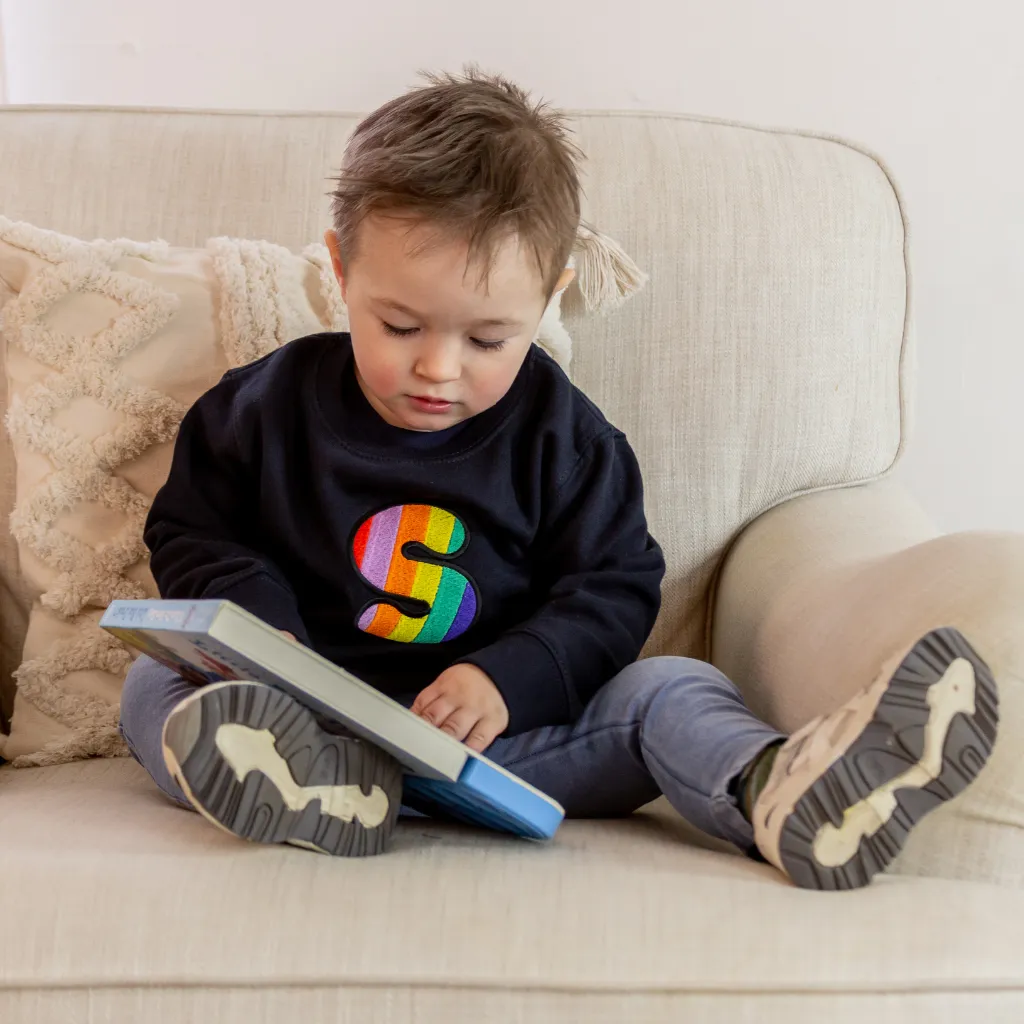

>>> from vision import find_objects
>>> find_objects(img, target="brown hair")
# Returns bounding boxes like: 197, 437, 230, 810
330, 68, 582, 295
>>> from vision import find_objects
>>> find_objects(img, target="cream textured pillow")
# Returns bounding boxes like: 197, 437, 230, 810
0, 216, 645, 766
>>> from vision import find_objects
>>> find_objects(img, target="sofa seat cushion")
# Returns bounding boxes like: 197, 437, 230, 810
1, 759, 1022, 1023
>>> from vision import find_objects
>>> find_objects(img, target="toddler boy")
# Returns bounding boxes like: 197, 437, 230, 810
119, 70, 998, 888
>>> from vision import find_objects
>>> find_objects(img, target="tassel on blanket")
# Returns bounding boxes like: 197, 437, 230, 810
572, 224, 649, 313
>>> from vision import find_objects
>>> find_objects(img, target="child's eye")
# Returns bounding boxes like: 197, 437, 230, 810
381, 321, 419, 337
471, 338, 508, 352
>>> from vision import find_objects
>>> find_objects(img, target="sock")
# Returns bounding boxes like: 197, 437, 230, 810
738, 740, 784, 822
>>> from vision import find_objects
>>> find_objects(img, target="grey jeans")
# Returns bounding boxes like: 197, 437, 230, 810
119, 654, 784, 851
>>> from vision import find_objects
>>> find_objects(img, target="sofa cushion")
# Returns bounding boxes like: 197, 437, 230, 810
0, 759, 1021, 1024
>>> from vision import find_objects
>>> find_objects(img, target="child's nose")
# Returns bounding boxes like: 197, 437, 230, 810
414, 338, 462, 383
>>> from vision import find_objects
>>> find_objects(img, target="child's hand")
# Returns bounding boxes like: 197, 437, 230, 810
412, 665, 509, 752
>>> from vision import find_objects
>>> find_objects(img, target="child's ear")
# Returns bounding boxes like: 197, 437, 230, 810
553, 266, 575, 295
324, 229, 348, 301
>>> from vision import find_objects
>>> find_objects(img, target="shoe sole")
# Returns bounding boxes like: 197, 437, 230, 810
162, 681, 403, 857
776, 628, 999, 890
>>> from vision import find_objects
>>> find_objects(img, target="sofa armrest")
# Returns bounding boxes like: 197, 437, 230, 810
711, 480, 1024, 885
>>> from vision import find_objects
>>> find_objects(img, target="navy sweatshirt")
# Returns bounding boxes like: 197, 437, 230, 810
144, 333, 665, 735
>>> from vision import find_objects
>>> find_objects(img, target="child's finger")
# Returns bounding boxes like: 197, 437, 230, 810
437, 707, 480, 743
415, 692, 457, 728
465, 716, 501, 752
410, 682, 442, 716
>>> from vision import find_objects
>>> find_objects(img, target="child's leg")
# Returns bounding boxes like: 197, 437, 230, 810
119, 655, 198, 806
487, 628, 998, 890
486, 656, 783, 852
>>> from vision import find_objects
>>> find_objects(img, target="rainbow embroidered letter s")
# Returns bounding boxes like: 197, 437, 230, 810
351, 505, 478, 643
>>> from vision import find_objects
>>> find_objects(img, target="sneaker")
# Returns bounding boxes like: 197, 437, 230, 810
752, 627, 999, 890
162, 680, 403, 856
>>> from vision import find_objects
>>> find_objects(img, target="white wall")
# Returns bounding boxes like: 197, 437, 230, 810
2, 0, 1022, 532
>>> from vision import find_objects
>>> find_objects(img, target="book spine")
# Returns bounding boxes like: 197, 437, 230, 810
100, 599, 222, 633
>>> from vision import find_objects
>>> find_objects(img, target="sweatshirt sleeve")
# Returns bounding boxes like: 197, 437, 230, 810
144, 375, 310, 644
458, 430, 665, 734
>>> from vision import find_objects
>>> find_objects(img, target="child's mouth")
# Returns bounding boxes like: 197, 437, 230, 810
408, 395, 454, 414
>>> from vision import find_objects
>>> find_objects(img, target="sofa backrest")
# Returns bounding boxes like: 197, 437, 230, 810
0, 106, 909, 680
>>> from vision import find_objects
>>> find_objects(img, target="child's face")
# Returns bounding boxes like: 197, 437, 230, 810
326, 216, 570, 431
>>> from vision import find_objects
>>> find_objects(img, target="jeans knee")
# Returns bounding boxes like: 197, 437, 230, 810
610, 656, 739, 709
118, 660, 150, 751
118, 655, 181, 740
119, 658, 144, 731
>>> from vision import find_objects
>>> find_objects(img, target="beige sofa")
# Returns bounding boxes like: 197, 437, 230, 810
1, 106, 1022, 1024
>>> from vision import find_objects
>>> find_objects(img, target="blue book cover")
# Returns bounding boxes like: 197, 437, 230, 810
404, 760, 564, 840
101, 599, 564, 840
